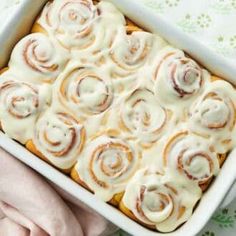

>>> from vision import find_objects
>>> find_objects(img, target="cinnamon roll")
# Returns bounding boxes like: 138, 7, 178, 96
110, 31, 166, 78
70, 1, 126, 64
36, 0, 98, 50
26, 109, 85, 171
37, 0, 123, 50
55, 65, 113, 116
163, 131, 220, 190
121, 168, 201, 232
119, 88, 169, 147
188, 79, 236, 153
71, 131, 141, 203
154, 46, 208, 112
0, 77, 50, 144
8, 33, 69, 84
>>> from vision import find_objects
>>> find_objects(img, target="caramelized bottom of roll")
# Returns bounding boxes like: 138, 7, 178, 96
71, 166, 91, 190
200, 178, 213, 192
211, 76, 223, 82
125, 18, 143, 34
26, 140, 72, 174
31, 22, 48, 35
93, 0, 100, 4
119, 200, 156, 230
109, 192, 124, 206
210, 75, 236, 87
0, 67, 9, 75
218, 153, 227, 167
71, 166, 124, 206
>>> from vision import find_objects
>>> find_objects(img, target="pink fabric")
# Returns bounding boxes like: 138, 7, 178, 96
0, 148, 117, 236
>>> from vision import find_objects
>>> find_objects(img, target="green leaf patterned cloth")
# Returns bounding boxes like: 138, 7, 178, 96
114, 198, 236, 236
140, 0, 236, 60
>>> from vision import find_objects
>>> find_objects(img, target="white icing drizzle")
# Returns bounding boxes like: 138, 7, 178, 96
153, 46, 210, 117
53, 63, 113, 116
123, 168, 202, 232
109, 31, 167, 78
38, 0, 98, 49
163, 131, 220, 186
121, 89, 167, 142
71, 1, 126, 56
33, 108, 85, 169
119, 88, 168, 145
37, 0, 126, 53
76, 133, 141, 201
0, 73, 51, 144
8, 33, 69, 83
188, 80, 236, 153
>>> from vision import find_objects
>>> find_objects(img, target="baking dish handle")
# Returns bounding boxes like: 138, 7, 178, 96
220, 180, 236, 208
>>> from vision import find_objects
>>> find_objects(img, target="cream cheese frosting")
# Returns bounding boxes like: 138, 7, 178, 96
37, 0, 98, 49
109, 31, 167, 78
102, 86, 172, 148
0, 73, 51, 144
8, 33, 70, 84
153, 46, 211, 119
76, 132, 141, 201
53, 63, 114, 117
0, 0, 236, 232
188, 80, 236, 153
32, 107, 85, 170
163, 131, 220, 186
122, 168, 202, 232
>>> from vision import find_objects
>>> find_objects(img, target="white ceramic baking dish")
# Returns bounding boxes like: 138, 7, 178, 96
0, 1, 236, 235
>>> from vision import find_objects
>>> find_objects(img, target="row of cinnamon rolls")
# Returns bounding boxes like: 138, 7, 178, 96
0, 0, 235, 232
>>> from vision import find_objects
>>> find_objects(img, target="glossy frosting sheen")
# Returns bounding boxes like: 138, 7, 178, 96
123, 168, 202, 232
77, 132, 141, 201
0, 0, 236, 233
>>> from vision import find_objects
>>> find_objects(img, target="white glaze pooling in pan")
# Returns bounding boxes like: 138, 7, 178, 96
0, 0, 236, 235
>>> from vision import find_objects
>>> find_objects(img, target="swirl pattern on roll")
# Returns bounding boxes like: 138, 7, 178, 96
188, 80, 236, 153
119, 88, 167, 145
38, 0, 97, 49
0, 76, 50, 143
154, 46, 207, 110
163, 131, 219, 186
122, 168, 201, 232
9, 33, 69, 83
110, 32, 165, 77
33, 109, 85, 169
76, 132, 140, 201
69, 1, 127, 64
56, 66, 113, 116
0, 81, 39, 119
